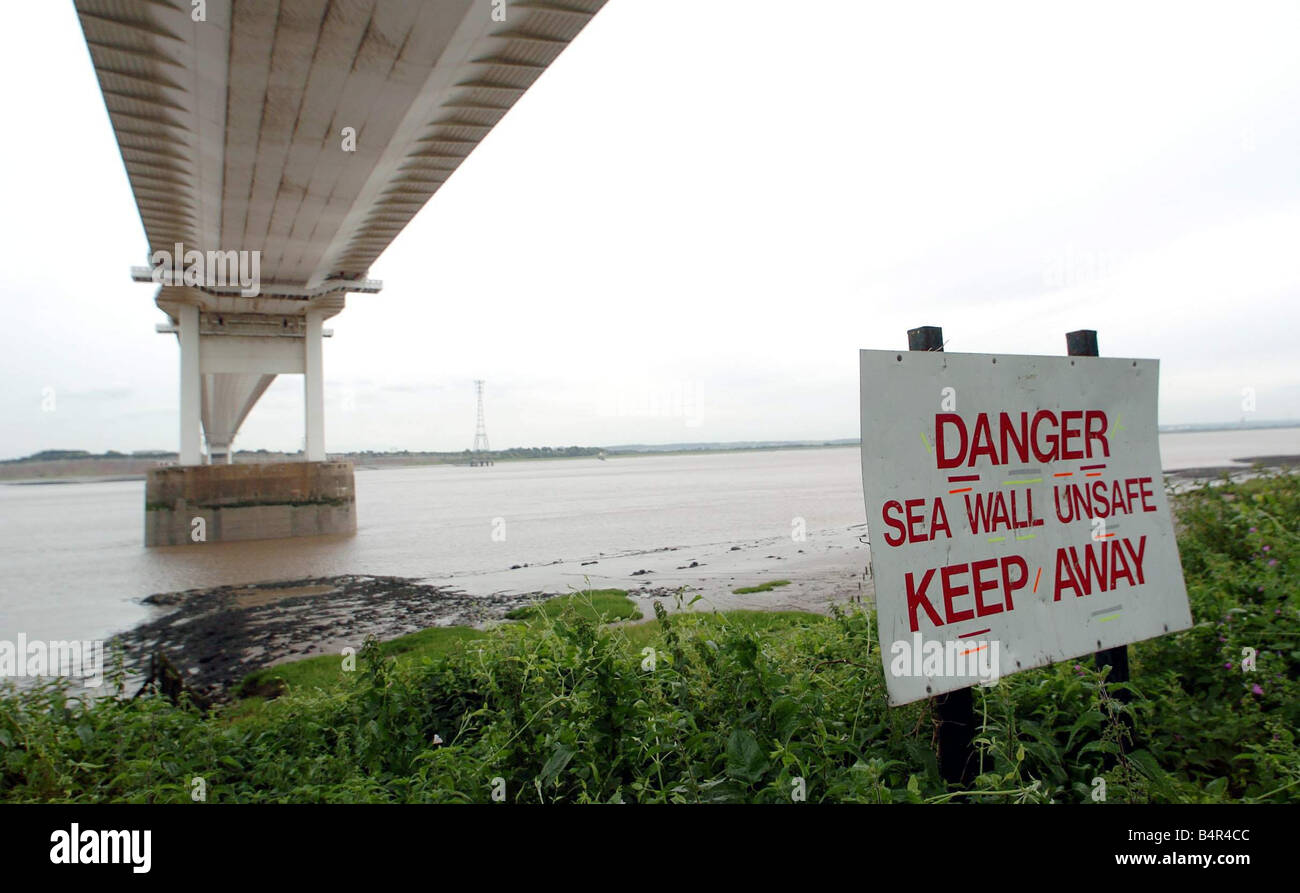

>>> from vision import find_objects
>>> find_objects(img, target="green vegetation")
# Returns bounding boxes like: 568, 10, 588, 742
236, 626, 492, 698
1, 473, 1297, 803
505, 590, 641, 623
235, 591, 641, 701
732, 579, 792, 595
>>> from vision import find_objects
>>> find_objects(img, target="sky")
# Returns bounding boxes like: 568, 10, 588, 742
1, 0, 1298, 459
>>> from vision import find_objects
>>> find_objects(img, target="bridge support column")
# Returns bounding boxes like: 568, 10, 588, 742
304, 310, 325, 462
208, 442, 233, 464
178, 304, 203, 466
145, 460, 356, 546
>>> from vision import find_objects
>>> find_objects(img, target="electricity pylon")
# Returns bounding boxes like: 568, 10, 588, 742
472, 380, 492, 466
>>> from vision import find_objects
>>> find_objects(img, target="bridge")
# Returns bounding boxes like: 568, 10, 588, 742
74, 0, 605, 543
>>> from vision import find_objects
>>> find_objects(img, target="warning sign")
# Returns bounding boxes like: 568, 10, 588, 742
859, 349, 1192, 705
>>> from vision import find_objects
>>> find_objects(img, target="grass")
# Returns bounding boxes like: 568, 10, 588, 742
235, 626, 492, 698
731, 579, 792, 594
236, 590, 643, 702
2, 471, 1297, 803
619, 609, 828, 650
505, 589, 641, 623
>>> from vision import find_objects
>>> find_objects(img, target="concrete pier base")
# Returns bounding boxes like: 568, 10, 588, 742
145, 460, 356, 546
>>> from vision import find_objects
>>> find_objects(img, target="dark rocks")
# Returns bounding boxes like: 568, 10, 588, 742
115, 575, 538, 700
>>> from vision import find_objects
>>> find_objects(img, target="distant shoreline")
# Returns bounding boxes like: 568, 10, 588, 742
5, 419, 1297, 471
0, 442, 860, 483
4, 445, 1299, 485
1162, 454, 1300, 479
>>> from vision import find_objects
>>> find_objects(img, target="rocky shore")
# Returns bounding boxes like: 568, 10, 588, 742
1163, 454, 1300, 480
112, 575, 547, 701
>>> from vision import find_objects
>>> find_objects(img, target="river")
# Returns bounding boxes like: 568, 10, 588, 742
0, 427, 1295, 644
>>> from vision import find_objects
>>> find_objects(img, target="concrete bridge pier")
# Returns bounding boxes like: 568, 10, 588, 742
145, 460, 356, 546
146, 290, 359, 546
178, 303, 201, 466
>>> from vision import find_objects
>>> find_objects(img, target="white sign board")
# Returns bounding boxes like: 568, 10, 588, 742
859, 349, 1192, 705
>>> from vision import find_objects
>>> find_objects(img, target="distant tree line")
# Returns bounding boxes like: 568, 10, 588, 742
1, 449, 173, 464
465, 446, 601, 459
4, 446, 605, 464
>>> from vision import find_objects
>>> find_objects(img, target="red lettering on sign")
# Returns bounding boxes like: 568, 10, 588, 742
1031, 410, 1058, 463
968, 414, 997, 466
936, 410, 1111, 468
971, 558, 1002, 617
904, 555, 1028, 631
942, 564, 974, 624
999, 412, 1030, 464
1000, 555, 1027, 611
906, 568, 943, 631
883, 497, 951, 545
1138, 476, 1155, 512
1053, 536, 1148, 599
1060, 410, 1083, 460
935, 414, 967, 470
1085, 410, 1110, 458
963, 490, 1043, 533
1053, 476, 1161, 523
882, 500, 905, 547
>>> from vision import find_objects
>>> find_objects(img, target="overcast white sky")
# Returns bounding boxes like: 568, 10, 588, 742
1, 0, 1298, 458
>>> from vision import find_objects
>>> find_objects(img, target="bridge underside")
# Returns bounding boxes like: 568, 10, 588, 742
75, 0, 606, 541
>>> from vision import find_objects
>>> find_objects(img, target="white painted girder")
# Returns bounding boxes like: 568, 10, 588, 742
77, 0, 608, 297
200, 371, 275, 456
